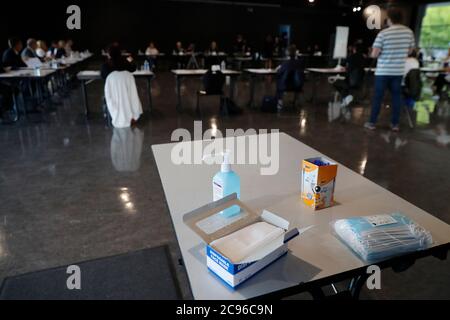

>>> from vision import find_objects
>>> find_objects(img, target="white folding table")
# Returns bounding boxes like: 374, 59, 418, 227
77, 70, 154, 116
244, 68, 278, 108
152, 132, 450, 300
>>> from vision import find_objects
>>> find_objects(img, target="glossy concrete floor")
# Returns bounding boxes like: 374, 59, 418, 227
0, 68, 449, 299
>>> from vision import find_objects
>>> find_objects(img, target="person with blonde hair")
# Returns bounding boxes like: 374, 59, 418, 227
145, 42, 159, 56
36, 40, 48, 60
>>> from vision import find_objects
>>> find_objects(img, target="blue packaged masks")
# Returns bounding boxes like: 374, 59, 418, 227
333, 213, 432, 262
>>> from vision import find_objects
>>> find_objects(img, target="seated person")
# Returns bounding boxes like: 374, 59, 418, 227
21, 38, 39, 63
54, 40, 67, 59
433, 47, 450, 97
36, 40, 49, 60
173, 41, 184, 55
185, 43, 195, 54
47, 41, 58, 58
273, 36, 281, 57
405, 50, 420, 75
206, 41, 219, 55
276, 45, 305, 110
101, 44, 136, 80
2, 37, 27, 69
313, 44, 322, 56
0, 60, 15, 123
144, 42, 159, 70
403, 53, 422, 108
333, 44, 366, 107
65, 39, 74, 56
145, 42, 159, 56
233, 34, 250, 56
205, 41, 224, 68
233, 34, 244, 53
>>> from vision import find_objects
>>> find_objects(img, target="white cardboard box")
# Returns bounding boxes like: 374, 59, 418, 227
183, 193, 300, 288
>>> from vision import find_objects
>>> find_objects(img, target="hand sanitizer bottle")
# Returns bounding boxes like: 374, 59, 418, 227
212, 151, 241, 217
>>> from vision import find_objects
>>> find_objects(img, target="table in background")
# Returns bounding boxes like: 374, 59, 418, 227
171, 69, 241, 111
365, 67, 447, 74
244, 68, 278, 108
232, 56, 253, 70
0, 69, 57, 120
306, 67, 347, 103
76, 70, 154, 116
152, 133, 450, 300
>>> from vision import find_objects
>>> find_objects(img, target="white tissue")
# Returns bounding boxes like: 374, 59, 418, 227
210, 222, 285, 263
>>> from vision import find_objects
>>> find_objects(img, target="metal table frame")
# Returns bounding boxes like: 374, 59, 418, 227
171, 69, 241, 112
243, 69, 278, 108
77, 71, 154, 117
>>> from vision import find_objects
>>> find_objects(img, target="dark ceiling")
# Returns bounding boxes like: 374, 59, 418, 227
167, 0, 449, 9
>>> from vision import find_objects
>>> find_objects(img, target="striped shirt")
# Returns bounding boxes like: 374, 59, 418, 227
373, 24, 415, 76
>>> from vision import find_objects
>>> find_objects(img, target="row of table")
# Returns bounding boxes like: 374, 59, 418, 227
75, 65, 448, 116
0, 54, 94, 120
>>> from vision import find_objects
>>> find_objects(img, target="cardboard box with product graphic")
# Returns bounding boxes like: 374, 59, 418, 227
183, 193, 300, 288
301, 157, 338, 210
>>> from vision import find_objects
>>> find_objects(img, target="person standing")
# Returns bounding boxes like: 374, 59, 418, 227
364, 7, 415, 132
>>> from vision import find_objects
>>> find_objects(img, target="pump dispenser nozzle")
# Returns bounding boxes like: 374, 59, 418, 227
202, 150, 232, 172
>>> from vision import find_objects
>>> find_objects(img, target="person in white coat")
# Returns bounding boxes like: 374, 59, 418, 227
105, 70, 143, 128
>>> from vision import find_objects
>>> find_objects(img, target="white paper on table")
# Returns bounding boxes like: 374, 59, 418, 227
25, 58, 43, 68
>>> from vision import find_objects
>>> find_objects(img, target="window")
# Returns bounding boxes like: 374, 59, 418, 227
419, 2, 450, 58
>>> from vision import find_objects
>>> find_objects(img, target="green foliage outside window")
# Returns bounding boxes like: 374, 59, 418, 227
419, 4, 450, 49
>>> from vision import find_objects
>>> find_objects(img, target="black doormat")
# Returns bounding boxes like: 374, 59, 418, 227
0, 246, 182, 300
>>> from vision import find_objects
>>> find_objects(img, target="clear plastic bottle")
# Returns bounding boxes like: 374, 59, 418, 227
211, 152, 241, 217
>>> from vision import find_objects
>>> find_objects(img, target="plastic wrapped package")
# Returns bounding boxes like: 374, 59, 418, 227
333, 213, 433, 262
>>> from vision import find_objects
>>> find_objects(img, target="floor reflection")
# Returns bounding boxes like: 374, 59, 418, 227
110, 127, 144, 172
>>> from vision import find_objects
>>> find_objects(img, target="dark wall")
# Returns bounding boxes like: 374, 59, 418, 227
0, 0, 397, 55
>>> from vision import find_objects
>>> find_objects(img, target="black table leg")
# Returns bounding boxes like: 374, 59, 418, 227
147, 77, 153, 113
175, 75, 182, 111
348, 274, 369, 300
247, 75, 255, 108
80, 80, 89, 117
307, 73, 318, 103
229, 76, 236, 100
